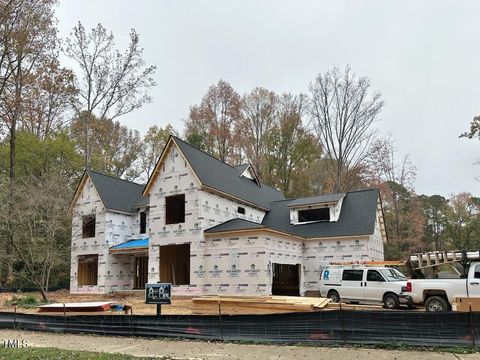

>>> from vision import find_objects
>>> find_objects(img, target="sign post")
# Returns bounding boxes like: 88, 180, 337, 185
145, 283, 172, 317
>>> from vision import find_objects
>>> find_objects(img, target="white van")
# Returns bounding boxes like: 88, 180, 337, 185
319, 266, 412, 309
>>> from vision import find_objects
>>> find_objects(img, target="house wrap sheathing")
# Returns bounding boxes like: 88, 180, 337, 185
69, 136, 387, 296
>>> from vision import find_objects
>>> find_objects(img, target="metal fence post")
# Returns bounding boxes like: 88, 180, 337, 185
13, 305, 16, 330
470, 306, 476, 349
218, 302, 224, 342
339, 303, 346, 345
63, 303, 66, 333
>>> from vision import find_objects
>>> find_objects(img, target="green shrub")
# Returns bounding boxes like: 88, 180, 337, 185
5, 294, 41, 308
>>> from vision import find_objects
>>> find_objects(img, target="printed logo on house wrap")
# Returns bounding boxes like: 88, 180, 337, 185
158, 226, 170, 237
194, 265, 206, 278
246, 264, 260, 277
209, 265, 222, 277
227, 264, 240, 277
174, 224, 186, 236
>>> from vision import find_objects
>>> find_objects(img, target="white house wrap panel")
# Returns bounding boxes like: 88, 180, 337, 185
70, 135, 386, 296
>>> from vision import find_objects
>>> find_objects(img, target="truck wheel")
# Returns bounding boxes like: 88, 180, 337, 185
383, 294, 400, 309
425, 296, 449, 312
327, 290, 340, 303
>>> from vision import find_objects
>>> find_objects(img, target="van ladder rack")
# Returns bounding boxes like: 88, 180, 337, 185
408, 250, 480, 270
328, 260, 405, 266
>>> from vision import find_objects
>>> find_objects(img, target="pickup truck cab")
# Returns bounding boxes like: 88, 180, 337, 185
405, 261, 480, 311
319, 266, 412, 309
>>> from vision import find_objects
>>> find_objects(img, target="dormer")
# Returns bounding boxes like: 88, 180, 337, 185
288, 193, 346, 225
235, 164, 260, 186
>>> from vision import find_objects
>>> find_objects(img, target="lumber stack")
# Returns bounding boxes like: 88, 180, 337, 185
452, 297, 480, 312
38, 302, 114, 313
191, 295, 331, 315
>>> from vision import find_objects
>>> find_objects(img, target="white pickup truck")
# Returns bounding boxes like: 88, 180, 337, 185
404, 262, 480, 311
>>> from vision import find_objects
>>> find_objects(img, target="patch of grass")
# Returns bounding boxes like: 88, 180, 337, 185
4, 294, 43, 308
0, 346, 168, 359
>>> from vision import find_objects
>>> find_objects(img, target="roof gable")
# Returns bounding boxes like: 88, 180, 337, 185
235, 163, 260, 186
143, 136, 285, 209
205, 218, 266, 234
173, 137, 284, 209
85, 171, 147, 214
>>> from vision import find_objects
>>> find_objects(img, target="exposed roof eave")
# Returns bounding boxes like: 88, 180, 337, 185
105, 208, 136, 216
286, 194, 346, 208
204, 225, 373, 241
109, 247, 148, 254
204, 226, 304, 240
202, 184, 269, 211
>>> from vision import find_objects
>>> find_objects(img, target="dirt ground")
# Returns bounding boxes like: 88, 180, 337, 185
1, 290, 396, 315
0, 329, 477, 360
0, 290, 193, 315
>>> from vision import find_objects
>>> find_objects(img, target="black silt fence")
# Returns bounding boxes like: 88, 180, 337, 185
0, 310, 478, 348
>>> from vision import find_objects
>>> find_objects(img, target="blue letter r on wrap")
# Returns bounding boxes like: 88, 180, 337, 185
323, 270, 329, 280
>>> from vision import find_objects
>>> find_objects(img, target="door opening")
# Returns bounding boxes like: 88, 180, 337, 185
159, 244, 190, 285
134, 256, 148, 289
272, 263, 300, 296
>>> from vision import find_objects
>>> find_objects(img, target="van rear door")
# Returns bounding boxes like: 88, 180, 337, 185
341, 269, 364, 300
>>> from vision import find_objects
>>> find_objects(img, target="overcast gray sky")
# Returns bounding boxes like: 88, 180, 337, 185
56, 0, 479, 197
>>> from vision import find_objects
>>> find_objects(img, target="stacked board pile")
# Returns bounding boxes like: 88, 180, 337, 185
191, 295, 331, 315
38, 302, 114, 313
452, 297, 480, 312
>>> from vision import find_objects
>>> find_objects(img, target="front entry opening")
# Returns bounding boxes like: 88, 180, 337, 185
272, 263, 300, 296
134, 256, 148, 289
159, 244, 190, 285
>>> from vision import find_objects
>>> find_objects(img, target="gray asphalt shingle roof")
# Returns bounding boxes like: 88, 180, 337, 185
205, 218, 266, 234
234, 164, 250, 174
173, 136, 285, 209
88, 171, 147, 213
287, 193, 346, 207
205, 188, 380, 238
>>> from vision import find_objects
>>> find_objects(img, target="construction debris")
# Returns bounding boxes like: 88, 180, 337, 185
38, 302, 114, 313
191, 295, 331, 315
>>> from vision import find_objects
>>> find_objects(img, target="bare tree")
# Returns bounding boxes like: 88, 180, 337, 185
0, 0, 22, 100
237, 87, 277, 177
309, 66, 384, 192
70, 115, 143, 181
66, 22, 156, 168
0, 174, 70, 301
20, 55, 76, 139
367, 138, 420, 258
460, 114, 480, 180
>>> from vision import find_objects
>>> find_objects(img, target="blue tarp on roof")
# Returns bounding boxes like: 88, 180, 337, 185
110, 238, 149, 250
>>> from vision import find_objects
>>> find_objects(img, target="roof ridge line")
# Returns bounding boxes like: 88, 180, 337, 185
280, 188, 378, 202
173, 136, 283, 194
88, 170, 145, 187
344, 188, 379, 194
172, 136, 239, 171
